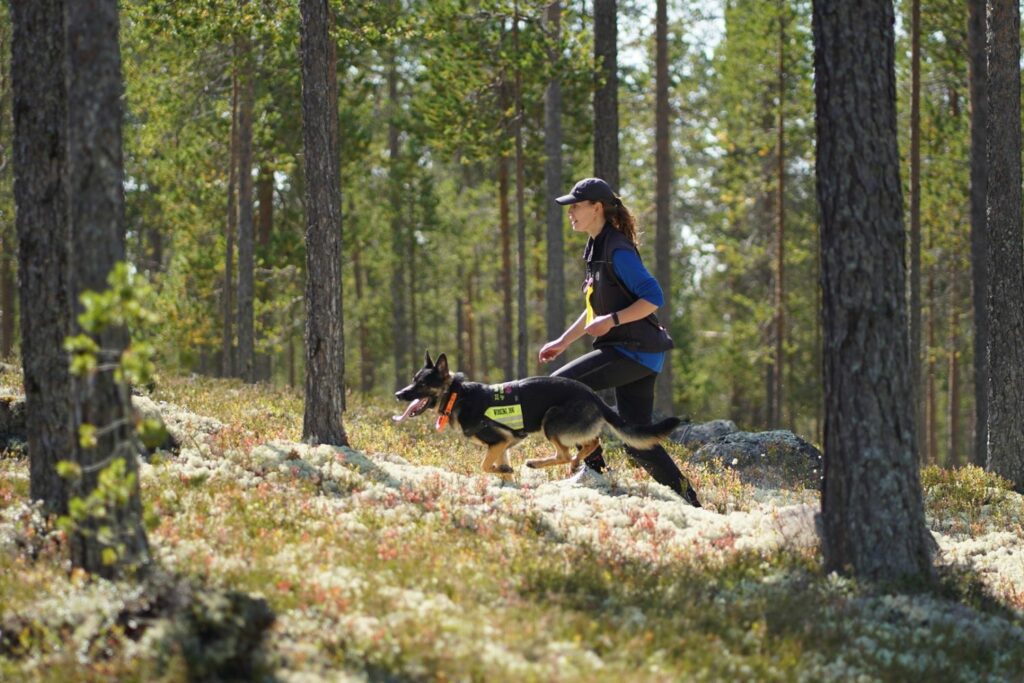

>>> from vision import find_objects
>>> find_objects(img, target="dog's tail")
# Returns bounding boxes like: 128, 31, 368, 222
595, 399, 682, 450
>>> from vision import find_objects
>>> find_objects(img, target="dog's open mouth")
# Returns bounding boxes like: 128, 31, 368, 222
393, 397, 430, 422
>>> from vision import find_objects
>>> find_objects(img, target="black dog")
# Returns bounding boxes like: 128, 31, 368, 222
394, 352, 682, 477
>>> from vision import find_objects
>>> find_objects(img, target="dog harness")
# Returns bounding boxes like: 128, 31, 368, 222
482, 382, 525, 434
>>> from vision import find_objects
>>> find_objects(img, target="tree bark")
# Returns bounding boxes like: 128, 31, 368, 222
984, 0, 1024, 489
66, 0, 150, 576
654, 0, 673, 415
236, 25, 256, 384
222, 66, 239, 378
772, 2, 786, 426
593, 0, 618, 188
949, 260, 961, 466
299, 0, 347, 445
967, 0, 989, 467
498, 154, 514, 379
513, 4, 528, 380
812, 0, 934, 581
9, 0, 74, 517
388, 54, 409, 390
257, 164, 273, 247
909, 0, 923, 460
544, 1, 566, 371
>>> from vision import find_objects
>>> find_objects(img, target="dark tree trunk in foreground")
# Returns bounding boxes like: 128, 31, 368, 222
593, 0, 618, 189
236, 29, 256, 383
10, 0, 74, 517
967, 0, 989, 467
812, 0, 934, 581
544, 1, 565, 371
299, 0, 347, 446
984, 0, 1024, 489
654, 0, 673, 414
66, 0, 150, 576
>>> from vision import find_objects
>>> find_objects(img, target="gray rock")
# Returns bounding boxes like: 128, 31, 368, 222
670, 419, 738, 449
0, 396, 26, 452
689, 429, 823, 490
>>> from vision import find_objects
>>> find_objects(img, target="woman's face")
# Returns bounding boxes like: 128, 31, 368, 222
567, 200, 603, 236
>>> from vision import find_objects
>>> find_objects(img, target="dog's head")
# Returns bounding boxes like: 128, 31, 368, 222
393, 351, 451, 422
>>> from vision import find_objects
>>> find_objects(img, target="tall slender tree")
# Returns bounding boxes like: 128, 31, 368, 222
66, 0, 150, 576
654, 0, 673, 414
967, 0, 989, 466
593, 0, 618, 188
222, 61, 239, 378
0, 16, 15, 360
544, 0, 565, 371
984, 0, 1024, 489
299, 0, 347, 445
812, 0, 934, 580
909, 0, 923, 457
771, 1, 787, 426
388, 51, 409, 390
513, 2, 528, 379
236, 17, 256, 383
9, 0, 74, 517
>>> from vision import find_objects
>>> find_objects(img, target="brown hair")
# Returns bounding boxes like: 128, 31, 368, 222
600, 198, 641, 247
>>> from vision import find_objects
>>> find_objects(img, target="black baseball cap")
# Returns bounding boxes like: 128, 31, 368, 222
555, 177, 618, 205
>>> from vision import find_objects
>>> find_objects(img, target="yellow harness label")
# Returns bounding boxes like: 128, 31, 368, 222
484, 404, 524, 431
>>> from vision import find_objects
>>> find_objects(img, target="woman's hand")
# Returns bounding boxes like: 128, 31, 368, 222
584, 314, 615, 338
538, 339, 567, 363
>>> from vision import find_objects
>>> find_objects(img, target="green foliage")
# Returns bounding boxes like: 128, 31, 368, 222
56, 457, 139, 566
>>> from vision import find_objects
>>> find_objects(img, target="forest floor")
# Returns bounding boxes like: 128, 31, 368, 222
2, 374, 1024, 681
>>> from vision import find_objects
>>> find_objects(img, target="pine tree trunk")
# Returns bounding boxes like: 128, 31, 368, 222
984, 0, 1024, 489
10, 0, 74, 518
967, 0, 989, 467
772, 2, 787, 427
949, 261, 961, 466
544, 1, 566, 371
926, 263, 937, 464
222, 67, 239, 378
654, 0, 673, 415
236, 26, 256, 384
513, 5, 528, 380
388, 55, 409, 390
812, 0, 934, 580
299, 0, 347, 445
352, 234, 374, 393
498, 154, 514, 379
909, 0, 924, 462
593, 0, 618, 188
66, 0, 149, 576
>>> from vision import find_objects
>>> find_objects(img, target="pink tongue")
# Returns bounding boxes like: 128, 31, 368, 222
393, 398, 428, 422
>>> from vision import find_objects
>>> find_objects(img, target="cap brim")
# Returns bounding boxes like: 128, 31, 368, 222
554, 193, 580, 205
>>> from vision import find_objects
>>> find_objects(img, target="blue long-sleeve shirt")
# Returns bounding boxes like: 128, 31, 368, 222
609, 249, 666, 373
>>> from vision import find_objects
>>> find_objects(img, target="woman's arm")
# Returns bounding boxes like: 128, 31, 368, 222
539, 310, 588, 363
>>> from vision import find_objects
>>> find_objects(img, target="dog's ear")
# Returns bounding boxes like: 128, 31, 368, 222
435, 353, 449, 377
424, 351, 433, 368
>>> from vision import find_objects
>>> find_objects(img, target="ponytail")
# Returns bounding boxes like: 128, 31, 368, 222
600, 198, 641, 247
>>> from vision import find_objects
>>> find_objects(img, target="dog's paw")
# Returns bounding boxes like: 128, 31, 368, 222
496, 464, 514, 474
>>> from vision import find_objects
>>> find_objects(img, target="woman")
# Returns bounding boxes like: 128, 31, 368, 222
539, 177, 701, 507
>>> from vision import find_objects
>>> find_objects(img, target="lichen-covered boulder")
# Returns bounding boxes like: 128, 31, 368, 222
689, 429, 823, 490
669, 419, 738, 449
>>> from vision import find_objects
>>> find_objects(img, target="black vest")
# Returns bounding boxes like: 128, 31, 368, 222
583, 224, 674, 352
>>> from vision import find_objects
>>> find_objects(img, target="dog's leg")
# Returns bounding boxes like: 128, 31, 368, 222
526, 437, 574, 469
481, 441, 515, 476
